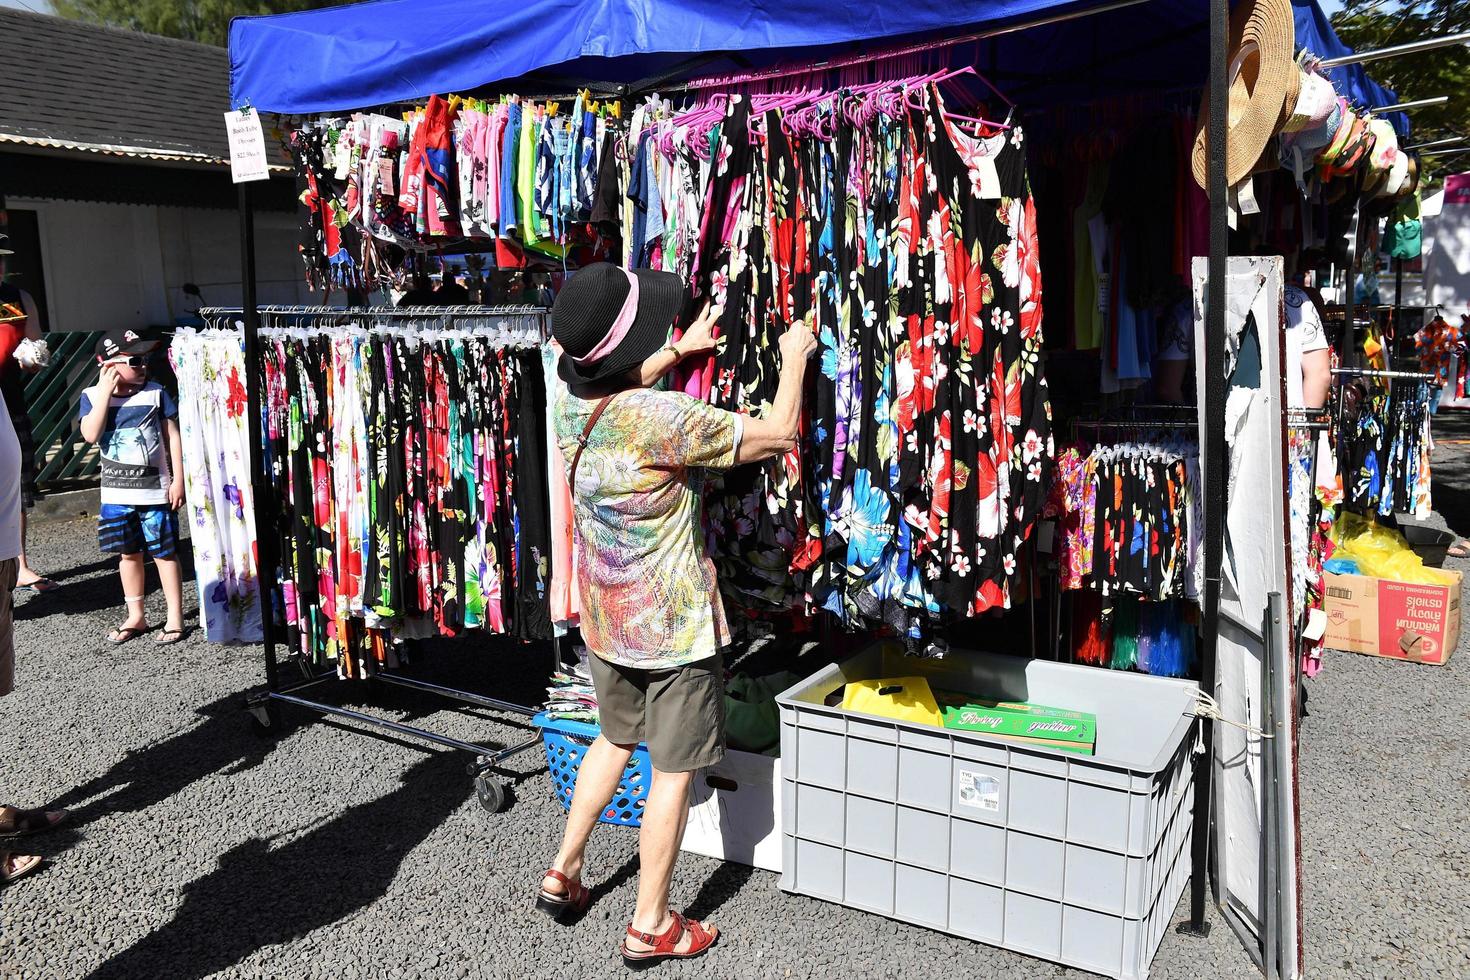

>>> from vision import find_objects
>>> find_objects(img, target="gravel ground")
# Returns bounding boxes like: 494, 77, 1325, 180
1, 417, 1467, 979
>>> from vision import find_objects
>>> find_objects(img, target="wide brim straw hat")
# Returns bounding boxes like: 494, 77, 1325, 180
1192, 0, 1297, 189
554, 262, 686, 388
1249, 68, 1301, 176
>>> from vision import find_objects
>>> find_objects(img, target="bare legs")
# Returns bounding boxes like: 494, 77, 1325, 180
117, 553, 148, 631
154, 555, 185, 632
544, 735, 635, 890
112, 553, 184, 637
625, 767, 713, 954
545, 742, 713, 954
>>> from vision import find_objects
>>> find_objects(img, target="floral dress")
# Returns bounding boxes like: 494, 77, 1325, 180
260, 330, 553, 675
672, 86, 1052, 635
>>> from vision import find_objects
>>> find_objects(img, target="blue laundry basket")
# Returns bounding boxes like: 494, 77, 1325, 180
533, 712, 650, 827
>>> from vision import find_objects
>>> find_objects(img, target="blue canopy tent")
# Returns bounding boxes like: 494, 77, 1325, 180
223, 4, 1396, 975
229, 0, 1399, 122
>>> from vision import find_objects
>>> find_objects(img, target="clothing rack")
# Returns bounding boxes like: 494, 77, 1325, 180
1286, 408, 1333, 433
1051, 410, 1201, 665
199, 303, 559, 812
1331, 366, 1438, 383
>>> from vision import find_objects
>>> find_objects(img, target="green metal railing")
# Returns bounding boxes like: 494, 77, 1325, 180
24, 331, 106, 490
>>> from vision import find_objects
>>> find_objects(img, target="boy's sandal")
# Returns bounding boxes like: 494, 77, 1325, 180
535, 869, 591, 923
620, 911, 718, 965
0, 806, 69, 838
1, 852, 43, 886
106, 625, 150, 646
155, 628, 187, 646
14, 577, 59, 595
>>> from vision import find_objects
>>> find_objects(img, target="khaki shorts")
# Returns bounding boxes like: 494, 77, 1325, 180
588, 653, 725, 773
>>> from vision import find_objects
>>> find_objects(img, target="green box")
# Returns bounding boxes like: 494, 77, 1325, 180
936, 693, 1097, 755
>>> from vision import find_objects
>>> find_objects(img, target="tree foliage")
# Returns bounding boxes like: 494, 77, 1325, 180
1333, 1, 1470, 174
53, 0, 342, 49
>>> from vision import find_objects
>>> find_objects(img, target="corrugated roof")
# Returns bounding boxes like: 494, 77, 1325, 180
0, 8, 288, 169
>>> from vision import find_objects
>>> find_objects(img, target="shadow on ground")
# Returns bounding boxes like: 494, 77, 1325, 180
15, 549, 199, 622
84, 751, 465, 980
51, 693, 276, 825
1432, 410, 1470, 537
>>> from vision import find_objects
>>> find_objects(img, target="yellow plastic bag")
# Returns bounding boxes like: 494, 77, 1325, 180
842, 676, 945, 728
1331, 513, 1457, 585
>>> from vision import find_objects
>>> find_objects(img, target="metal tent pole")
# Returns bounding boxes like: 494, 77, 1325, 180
1183, 0, 1229, 938
1316, 30, 1470, 68
1371, 96, 1448, 114
237, 182, 284, 696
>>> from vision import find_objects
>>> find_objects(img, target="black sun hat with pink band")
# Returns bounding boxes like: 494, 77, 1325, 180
553, 263, 684, 387
95, 328, 162, 361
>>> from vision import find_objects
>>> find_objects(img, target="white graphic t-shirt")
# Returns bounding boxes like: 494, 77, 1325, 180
79, 381, 178, 505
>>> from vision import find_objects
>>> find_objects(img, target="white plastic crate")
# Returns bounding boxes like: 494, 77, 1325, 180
776, 641, 1199, 980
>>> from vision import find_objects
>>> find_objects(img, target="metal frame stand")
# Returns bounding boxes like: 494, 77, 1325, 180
233, 181, 553, 813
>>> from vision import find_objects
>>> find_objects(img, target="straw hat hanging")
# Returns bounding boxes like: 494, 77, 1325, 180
1191, 0, 1298, 189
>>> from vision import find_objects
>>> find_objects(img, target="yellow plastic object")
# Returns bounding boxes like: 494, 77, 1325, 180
1331, 513, 1457, 585
842, 676, 945, 728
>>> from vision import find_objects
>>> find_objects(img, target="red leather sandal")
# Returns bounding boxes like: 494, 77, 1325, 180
535, 869, 591, 923
620, 910, 719, 965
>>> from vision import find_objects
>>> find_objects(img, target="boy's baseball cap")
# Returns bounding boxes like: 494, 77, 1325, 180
96, 329, 161, 361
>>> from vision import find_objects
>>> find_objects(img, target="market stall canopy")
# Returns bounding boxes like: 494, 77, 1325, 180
229, 0, 1393, 119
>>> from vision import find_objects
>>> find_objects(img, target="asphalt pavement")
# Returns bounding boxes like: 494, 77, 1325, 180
0, 416, 1467, 979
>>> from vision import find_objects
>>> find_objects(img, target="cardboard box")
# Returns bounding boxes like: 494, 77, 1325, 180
936, 694, 1097, 755
1324, 570, 1462, 666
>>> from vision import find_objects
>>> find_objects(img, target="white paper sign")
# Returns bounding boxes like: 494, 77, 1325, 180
224, 109, 271, 183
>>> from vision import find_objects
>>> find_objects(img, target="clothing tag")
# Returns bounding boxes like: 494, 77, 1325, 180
1237, 176, 1261, 216
1096, 272, 1110, 315
1037, 519, 1057, 556
975, 157, 1002, 200
334, 139, 352, 181
1304, 607, 1327, 643
377, 158, 396, 197
224, 109, 271, 183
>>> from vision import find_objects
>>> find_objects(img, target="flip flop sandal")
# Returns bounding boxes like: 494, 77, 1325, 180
106, 625, 150, 646
0, 806, 69, 838
535, 869, 591, 923
1, 852, 43, 886
154, 628, 187, 646
14, 578, 59, 595
621, 911, 718, 966
1447, 542, 1470, 559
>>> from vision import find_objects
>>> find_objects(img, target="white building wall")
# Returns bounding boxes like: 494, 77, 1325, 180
12, 197, 311, 332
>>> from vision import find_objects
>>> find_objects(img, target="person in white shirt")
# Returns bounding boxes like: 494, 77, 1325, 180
0, 390, 68, 886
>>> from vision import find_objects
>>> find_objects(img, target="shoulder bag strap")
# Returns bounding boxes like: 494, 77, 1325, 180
567, 392, 618, 491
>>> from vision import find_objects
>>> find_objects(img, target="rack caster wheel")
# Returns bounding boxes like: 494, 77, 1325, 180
474, 774, 508, 813
247, 703, 281, 737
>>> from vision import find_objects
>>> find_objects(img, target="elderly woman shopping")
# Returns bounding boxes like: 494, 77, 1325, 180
536, 262, 815, 965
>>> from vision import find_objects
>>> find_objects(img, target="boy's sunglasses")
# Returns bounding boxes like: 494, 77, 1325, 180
100, 356, 147, 367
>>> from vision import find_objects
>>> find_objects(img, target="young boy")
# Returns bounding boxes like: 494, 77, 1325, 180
78, 330, 186, 645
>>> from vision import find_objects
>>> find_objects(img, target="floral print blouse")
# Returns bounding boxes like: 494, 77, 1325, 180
553, 382, 741, 670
